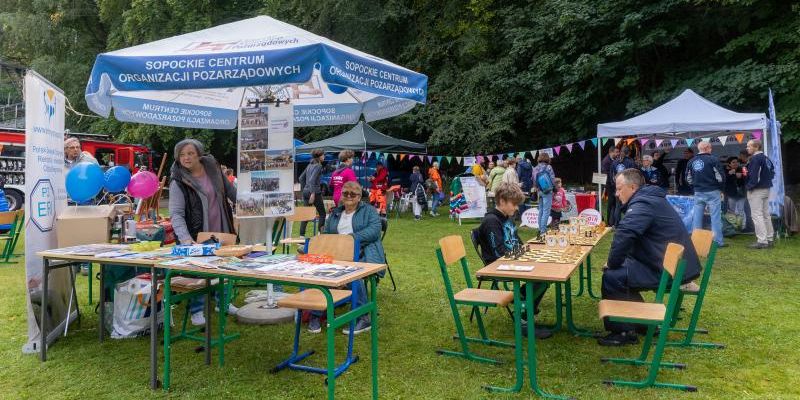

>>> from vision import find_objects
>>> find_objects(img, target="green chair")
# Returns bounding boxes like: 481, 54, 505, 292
0, 210, 23, 263
665, 229, 725, 349
435, 235, 514, 364
599, 242, 696, 392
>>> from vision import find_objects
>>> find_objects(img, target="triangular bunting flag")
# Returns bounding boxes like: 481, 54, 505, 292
600, 138, 607, 146
626, 138, 636, 145
753, 131, 762, 140
446, 156, 453, 164
718, 136, 728, 146
553, 146, 561, 156
686, 138, 695, 147
496, 154, 503, 161
701, 137, 710, 143
476, 155, 483, 163
530, 150, 538, 159
655, 139, 664, 148
426, 155, 433, 163
507, 153, 514, 159
670, 139, 679, 148
565, 143, 574, 153
436, 155, 443, 164
577, 140, 586, 150
639, 138, 649, 146
591, 138, 598, 147
399, 154, 406, 161
456, 157, 463, 164
735, 133, 744, 143
614, 138, 621, 146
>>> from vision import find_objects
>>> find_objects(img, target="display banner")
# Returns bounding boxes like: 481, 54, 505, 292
458, 176, 487, 219
22, 71, 70, 353
236, 102, 295, 219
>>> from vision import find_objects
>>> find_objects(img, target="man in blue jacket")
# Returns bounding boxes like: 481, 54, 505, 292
598, 169, 701, 346
608, 146, 636, 226
745, 139, 775, 249
687, 141, 726, 247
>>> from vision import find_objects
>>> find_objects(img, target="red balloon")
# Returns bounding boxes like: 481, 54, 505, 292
127, 171, 159, 199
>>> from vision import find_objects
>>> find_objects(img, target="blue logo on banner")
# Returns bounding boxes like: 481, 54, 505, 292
30, 179, 56, 232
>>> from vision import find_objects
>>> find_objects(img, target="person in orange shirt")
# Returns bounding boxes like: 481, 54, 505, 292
367, 162, 389, 216
428, 161, 443, 216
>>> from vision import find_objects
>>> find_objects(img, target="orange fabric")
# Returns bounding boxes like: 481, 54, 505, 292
369, 188, 387, 214
428, 167, 443, 192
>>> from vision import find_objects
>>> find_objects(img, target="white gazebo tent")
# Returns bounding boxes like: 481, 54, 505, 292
595, 89, 768, 213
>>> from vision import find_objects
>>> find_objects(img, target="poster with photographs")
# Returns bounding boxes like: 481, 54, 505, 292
237, 102, 295, 218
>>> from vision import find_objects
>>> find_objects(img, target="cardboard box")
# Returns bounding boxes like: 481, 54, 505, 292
56, 205, 117, 247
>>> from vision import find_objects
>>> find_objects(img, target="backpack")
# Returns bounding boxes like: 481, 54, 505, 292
764, 157, 776, 182
536, 167, 554, 194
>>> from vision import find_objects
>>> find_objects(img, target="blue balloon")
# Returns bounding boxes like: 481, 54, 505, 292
104, 166, 132, 193
65, 162, 104, 202
327, 83, 348, 94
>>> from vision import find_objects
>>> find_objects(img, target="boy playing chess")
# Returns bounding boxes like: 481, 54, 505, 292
476, 182, 552, 339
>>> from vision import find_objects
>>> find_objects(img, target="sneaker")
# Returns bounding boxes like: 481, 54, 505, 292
342, 317, 371, 335
214, 304, 239, 316
748, 242, 769, 249
190, 311, 206, 326
597, 331, 638, 346
308, 316, 322, 334
414, 215, 421, 221
429, 211, 436, 217
680, 281, 700, 293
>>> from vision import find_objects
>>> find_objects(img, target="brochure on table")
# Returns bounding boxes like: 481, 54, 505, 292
236, 103, 295, 218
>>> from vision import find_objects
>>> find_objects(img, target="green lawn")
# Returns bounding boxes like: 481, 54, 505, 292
1, 214, 799, 399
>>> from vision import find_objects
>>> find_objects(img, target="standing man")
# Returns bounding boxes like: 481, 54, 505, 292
744, 139, 775, 249
298, 148, 326, 236
516, 156, 534, 216
428, 161, 443, 216
64, 137, 98, 170
609, 146, 636, 226
532, 153, 556, 237
598, 169, 701, 346
675, 148, 694, 195
602, 147, 620, 226
687, 141, 726, 247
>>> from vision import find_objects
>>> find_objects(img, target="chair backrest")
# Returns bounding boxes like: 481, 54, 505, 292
690, 229, 714, 258
662, 243, 684, 277
197, 232, 237, 246
286, 206, 317, 222
469, 228, 488, 266
307, 234, 356, 261
438, 235, 467, 266
0, 211, 17, 225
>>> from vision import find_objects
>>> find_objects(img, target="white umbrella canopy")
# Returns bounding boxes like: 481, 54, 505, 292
85, 15, 427, 129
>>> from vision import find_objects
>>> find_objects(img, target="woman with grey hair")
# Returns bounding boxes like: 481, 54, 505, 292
168, 138, 238, 324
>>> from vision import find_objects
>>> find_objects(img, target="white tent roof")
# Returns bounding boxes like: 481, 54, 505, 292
597, 89, 766, 138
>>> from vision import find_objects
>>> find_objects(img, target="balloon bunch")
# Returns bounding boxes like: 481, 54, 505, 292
65, 163, 160, 203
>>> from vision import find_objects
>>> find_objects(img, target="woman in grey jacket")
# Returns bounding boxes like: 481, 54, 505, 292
298, 148, 326, 236
168, 138, 237, 324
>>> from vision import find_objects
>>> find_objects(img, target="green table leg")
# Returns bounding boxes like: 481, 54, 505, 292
573, 263, 585, 297
370, 276, 379, 400
483, 280, 524, 393
585, 253, 601, 300
526, 283, 573, 399
563, 278, 596, 337
163, 269, 173, 391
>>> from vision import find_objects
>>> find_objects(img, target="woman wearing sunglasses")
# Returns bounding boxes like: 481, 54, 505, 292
307, 181, 385, 335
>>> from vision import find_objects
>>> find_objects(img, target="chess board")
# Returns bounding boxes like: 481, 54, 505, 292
527, 235, 601, 247
501, 247, 584, 264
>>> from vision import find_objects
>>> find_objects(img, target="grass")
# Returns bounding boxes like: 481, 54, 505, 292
1, 212, 799, 399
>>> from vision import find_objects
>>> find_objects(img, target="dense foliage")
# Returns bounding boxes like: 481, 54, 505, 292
1, 0, 798, 160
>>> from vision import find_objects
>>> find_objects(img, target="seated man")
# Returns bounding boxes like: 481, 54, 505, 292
476, 182, 552, 339
598, 169, 701, 346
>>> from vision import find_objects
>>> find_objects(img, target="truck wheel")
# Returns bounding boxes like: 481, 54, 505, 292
5, 189, 24, 211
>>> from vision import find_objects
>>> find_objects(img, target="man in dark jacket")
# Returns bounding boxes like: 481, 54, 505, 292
608, 146, 636, 226
598, 169, 701, 346
298, 148, 326, 236
602, 147, 620, 226
652, 151, 670, 188
477, 182, 551, 339
687, 141, 726, 247
745, 139, 775, 248
516, 156, 534, 217
675, 148, 694, 195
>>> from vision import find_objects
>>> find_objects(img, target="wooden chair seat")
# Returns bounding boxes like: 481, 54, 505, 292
277, 289, 351, 311
170, 276, 220, 293
599, 299, 666, 322
279, 237, 308, 245
454, 288, 514, 307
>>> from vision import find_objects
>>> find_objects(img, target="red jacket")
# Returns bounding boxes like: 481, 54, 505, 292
372, 168, 388, 190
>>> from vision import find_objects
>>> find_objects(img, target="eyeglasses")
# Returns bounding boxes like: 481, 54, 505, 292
342, 191, 361, 198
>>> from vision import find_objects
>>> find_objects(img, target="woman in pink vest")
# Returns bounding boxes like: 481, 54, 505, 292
331, 150, 357, 205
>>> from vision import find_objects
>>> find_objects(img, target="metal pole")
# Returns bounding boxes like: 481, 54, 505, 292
597, 137, 603, 212
40, 258, 49, 361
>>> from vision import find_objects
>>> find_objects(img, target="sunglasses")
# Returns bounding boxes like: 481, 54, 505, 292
342, 191, 361, 198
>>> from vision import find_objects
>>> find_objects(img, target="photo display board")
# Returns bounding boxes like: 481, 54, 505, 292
237, 103, 295, 218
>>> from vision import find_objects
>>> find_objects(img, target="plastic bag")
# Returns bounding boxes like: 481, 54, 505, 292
109, 274, 163, 339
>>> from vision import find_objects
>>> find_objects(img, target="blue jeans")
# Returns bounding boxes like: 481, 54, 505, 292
189, 285, 231, 315
538, 192, 553, 234
431, 192, 441, 212
692, 190, 724, 245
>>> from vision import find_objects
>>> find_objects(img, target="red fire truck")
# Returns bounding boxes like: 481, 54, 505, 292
0, 128, 156, 210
